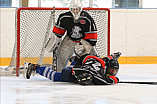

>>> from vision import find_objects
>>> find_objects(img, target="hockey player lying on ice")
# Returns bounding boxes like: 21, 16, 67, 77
26, 52, 121, 85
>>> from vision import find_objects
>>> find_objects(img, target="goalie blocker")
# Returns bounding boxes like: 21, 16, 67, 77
26, 52, 121, 85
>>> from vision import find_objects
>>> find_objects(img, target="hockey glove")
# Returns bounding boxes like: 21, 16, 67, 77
106, 74, 119, 84
110, 52, 121, 60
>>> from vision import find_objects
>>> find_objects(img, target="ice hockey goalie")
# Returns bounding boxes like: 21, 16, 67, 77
45, 0, 98, 72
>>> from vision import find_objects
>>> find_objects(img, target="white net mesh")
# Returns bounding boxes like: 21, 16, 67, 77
2, 8, 110, 76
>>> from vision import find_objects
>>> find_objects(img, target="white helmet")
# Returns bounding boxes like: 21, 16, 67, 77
69, 0, 83, 20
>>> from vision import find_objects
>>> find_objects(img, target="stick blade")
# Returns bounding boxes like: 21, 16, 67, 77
119, 81, 157, 85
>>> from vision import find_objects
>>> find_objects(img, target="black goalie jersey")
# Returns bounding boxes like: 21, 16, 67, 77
52, 11, 98, 46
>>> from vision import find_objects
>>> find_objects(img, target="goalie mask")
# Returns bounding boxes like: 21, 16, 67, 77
107, 59, 119, 76
69, 0, 83, 22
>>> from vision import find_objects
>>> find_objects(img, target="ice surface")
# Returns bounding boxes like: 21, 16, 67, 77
1, 64, 157, 104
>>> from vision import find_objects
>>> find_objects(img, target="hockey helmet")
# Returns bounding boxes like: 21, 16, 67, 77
69, 0, 83, 20
107, 59, 119, 75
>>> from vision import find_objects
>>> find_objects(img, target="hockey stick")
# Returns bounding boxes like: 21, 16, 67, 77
38, 7, 55, 66
119, 81, 157, 85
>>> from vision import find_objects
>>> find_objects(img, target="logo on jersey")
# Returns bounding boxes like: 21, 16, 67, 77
71, 26, 83, 38
80, 20, 86, 24
84, 59, 101, 71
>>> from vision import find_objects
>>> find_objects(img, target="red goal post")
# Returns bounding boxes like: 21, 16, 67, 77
13, 7, 110, 76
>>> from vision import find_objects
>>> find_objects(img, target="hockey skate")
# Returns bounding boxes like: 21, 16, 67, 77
77, 72, 93, 85
26, 63, 38, 79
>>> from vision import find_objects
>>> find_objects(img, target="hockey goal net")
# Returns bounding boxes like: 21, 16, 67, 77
1, 7, 110, 76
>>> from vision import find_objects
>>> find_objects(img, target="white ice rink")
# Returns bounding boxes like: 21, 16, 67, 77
1, 64, 157, 104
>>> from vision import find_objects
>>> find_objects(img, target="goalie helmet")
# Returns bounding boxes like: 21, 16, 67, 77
69, 0, 83, 21
107, 59, 119, 76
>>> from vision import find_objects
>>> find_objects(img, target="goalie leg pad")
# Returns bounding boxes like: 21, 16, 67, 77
56, 36, 77, 72
80, 40, 92, 55
74, 40, 98, 57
